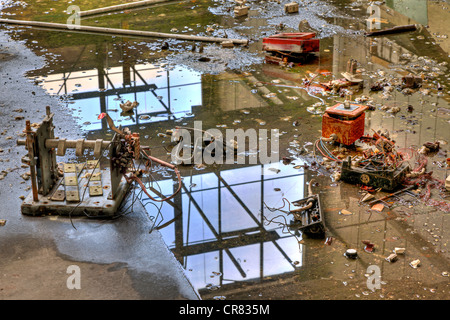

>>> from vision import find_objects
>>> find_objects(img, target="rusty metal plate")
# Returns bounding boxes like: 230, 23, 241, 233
66, 190, 80, 202
89, 172, 102, 181
76, 163, 85, 173
87, 160, 100, 170
63, 163, 76, 173
64, 176, 78, 186
89, 185, 103, 196
88, 173, 103, 196
50, 189, 65, 201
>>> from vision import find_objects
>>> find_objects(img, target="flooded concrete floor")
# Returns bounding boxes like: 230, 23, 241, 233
1, 0, 449, 300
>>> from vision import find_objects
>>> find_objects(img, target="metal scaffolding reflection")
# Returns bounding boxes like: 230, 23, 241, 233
140, 163, 307, 292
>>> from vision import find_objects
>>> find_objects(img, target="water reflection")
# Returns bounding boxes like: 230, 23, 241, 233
385, 0, 428, 26
33, 57, 202, 131
143, 162, 307, 293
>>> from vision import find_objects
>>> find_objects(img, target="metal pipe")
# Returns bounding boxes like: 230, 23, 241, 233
44, 139, 110, 150
0, 19, 249, 45
79, 0, 175, 17
25, 121, 39, 202
368, 185, 416, 205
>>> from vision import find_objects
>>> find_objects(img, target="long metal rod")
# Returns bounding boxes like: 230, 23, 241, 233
79, 0, 176, 17
25, 121, 39, 202
368, 185, 416, 205
0, 19, 249, 45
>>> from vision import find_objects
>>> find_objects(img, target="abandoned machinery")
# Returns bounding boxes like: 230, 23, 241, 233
16, 107, 181, 217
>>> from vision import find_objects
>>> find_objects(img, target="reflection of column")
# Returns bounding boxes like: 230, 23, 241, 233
332, 35, 341, 79
122, 41, 132, 87
173, 182, 184, 265
218, 173, 223, 287
123, 63, 131, 87
260, 164, 264, 281
167, 69, 171, 115
96, 43, 107, 130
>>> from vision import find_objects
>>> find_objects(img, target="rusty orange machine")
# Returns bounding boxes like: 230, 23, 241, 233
321, 101, 368, 146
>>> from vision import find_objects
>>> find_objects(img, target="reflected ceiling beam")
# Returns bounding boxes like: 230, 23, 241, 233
215, 171, 297, 268
149, 87, 171, 114
56, 45, 88, 96
131, 64, 172, 114
69, 83, 157, 99
139, 167, 306, 282
131, 65, 148, 86
215, 172, 262, 228
173, 230, 281, 257
180, 182, 247, 278
184, 172, 305, 194
102, 70, 123, 101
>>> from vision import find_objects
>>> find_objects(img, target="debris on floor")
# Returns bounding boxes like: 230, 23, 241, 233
409, 259, 421, 269
120, 100, 139, 113
385, 253, 398, 263
370, 203, 385, 212
362, 240, 375, 253
402, 74, 423, 89
262, 32, 319, 65
344, 249, 358, 259
324, 236, 334, 245
234, 5, 249, 17
339, 209, 353, 215
284, 2, 299, 14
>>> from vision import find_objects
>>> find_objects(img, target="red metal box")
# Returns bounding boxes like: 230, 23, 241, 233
262, 33, 320, 54
322, 103, 368, 145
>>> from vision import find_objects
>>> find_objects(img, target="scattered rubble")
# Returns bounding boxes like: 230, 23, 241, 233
344, 249, 358, 259
409, 259, 421, 269
120, 100, 139, 113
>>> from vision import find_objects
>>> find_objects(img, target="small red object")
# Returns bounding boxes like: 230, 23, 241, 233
362, 240, 375, 253
98, 113, 106, 120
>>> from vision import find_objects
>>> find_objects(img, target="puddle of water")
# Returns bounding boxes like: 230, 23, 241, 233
2, 0, 450, 300
33, 62, 203, 131
144, 162, 306, 292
